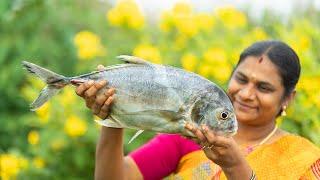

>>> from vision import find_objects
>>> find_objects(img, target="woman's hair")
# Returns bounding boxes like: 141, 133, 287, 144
235, 40, 301, 98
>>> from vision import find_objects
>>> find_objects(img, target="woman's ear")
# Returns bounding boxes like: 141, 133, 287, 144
282, 90, 296, 107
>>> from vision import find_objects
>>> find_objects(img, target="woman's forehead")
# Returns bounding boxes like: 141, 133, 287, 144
235, 56, 283, 85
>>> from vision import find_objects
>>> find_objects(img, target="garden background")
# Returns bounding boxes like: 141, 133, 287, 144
1, 0, 319, 179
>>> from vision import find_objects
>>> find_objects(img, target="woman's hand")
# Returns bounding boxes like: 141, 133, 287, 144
185, 123, 253, 179
75, 65, 115, 119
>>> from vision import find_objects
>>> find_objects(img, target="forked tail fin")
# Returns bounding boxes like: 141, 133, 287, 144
22, 61, 69, 111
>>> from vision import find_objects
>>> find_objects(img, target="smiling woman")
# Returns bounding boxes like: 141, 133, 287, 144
76, 40, 320, 179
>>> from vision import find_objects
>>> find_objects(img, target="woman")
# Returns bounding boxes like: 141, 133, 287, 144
75, 40, 320, 179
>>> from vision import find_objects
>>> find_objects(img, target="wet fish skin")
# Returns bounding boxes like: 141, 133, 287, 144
22, 55, 237, 137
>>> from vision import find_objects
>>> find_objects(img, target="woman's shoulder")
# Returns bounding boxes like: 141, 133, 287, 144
248, 133, 320, 178
257, 133, 320, 164
275, 133, 320, 152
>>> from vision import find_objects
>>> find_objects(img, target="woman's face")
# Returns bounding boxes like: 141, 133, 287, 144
227, 56, 286, 126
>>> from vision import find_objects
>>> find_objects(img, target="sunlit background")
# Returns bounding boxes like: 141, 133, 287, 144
1, 0, 320, 179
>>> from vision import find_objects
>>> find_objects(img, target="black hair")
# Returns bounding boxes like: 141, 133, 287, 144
234, 40, 301, 99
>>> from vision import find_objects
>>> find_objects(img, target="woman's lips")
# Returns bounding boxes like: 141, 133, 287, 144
234, 101, 257, 112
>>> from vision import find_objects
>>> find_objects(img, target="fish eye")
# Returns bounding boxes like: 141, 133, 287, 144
220, 111, 229, 120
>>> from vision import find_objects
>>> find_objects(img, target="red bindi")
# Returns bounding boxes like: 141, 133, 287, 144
258, 57, 263, 63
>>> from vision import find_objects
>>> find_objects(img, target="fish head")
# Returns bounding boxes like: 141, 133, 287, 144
191, 88, 238, 137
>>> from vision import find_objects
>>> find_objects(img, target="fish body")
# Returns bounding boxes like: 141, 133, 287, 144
22, 55, 237, 138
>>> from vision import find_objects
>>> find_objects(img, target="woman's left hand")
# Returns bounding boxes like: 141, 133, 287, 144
185, 123, 252, 179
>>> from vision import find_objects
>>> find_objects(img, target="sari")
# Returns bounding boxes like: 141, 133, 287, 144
165, 134, 320, 179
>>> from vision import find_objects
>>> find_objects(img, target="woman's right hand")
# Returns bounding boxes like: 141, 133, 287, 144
75, 65, 115, 119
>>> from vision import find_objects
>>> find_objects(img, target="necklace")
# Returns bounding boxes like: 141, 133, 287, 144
245, 126, 278, 154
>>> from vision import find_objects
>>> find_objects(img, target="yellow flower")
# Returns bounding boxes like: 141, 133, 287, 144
171, 2, 198, 37
215, 6, 247, 29
314, 92, 320, 109
160, 2, 200, 37
196, 13, 215, 32
291, 34, 311, 53
210, 63, 232, 83
197, 64, 211, 78
203, 47, 232, 82
203, 47, 227, 64
133, 44, 162, 64
35, 102, 50, 124
28, 130, 40, 145
73, 31, 105, 60
32, 157, 45, 169
297, 76, 319, 92
0, 154, 25, 180
230, 49, 241, 65
107, 8, 122, 26
64, 115, 87, 137
252, 27, 268, 40
172, 1, 192, 15
107, 0, 144, 30
181, 53, 198, 72
160, 11, 175, 32
175, 14, 199, 37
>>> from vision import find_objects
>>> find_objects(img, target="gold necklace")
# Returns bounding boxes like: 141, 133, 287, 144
245, 126, 278, 154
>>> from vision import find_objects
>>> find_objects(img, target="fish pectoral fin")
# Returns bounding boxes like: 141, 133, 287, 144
128, 130, 144, 144
117, 55, 151, 65
95, 119, 124, 128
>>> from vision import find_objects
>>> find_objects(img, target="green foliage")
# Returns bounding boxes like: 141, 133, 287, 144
0, 0, 319, 179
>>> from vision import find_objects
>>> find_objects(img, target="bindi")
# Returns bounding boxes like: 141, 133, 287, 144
258, 56, 263, 63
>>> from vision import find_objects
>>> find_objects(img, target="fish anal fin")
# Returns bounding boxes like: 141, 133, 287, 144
128, 130, 144, 144
117, 55, 151, 65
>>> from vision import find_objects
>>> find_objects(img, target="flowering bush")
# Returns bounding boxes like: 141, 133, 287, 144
1, 0, 319, 179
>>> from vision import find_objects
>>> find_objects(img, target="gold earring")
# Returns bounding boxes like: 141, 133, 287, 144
281, 106, 287, 116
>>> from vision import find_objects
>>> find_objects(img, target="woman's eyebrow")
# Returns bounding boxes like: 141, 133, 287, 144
236, 71, 247, 78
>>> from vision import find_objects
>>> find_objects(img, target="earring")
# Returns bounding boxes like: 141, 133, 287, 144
281, 106, 287, 116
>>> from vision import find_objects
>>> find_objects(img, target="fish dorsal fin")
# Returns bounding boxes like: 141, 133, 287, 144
128, 130, 144, 144
117, 55, 151, 65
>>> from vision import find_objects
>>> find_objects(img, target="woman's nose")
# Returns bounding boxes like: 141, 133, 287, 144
238, 85, 255, 100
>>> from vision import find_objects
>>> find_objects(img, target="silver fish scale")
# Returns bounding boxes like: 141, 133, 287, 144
98, 64, 213, 111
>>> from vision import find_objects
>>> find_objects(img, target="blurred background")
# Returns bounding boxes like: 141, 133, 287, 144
1, 0, 320, 179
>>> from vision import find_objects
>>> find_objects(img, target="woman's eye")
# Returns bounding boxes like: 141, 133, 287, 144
236, 77, 247, 84
258, 85, 272, 92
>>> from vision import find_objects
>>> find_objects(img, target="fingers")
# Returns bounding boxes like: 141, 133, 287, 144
185, 123, 206, 142
92, 88, 115, 115
97, 95, 114, 119
201, 125, 230, 148
75, 80, 94, 97
84, 80, 108, 98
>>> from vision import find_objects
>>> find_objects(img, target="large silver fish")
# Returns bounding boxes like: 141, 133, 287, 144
22, 55, 237, 141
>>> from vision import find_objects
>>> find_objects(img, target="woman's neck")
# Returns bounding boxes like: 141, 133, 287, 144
234, 121, 278, 146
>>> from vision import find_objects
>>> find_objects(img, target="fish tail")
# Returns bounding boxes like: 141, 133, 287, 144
22, 61, 69, 111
